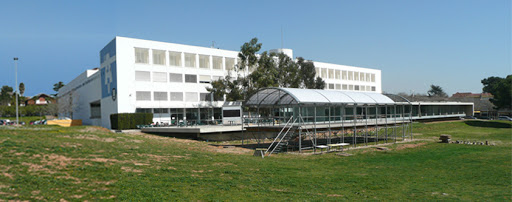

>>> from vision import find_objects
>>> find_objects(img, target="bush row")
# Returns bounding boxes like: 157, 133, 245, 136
0, 105, 57, 117
110, 113, 153, 130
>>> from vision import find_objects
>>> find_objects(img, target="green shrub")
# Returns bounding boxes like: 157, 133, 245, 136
110, 113, 153, 130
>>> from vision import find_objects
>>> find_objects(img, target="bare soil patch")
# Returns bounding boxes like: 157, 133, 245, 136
137, 153, 182, 162
1, 172, 14, 179
395, 142, 427, 150
56, 174, 81, 184
94, 180, 117, 185
212, 162, 236, 167
203, 145, 253, 155
121, 166, 142, 173
128, 132, 253, 155
42, 153, 75, 169
71, 194, 85, 199
63, 134, 116, 143
22, 162, 55, 174
60, 142, 82, 148
79, 126, 112, 133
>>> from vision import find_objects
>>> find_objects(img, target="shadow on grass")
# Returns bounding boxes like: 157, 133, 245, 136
464, 120, 511, 128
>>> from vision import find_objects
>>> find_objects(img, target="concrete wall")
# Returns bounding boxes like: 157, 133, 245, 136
58, 69, 103, 126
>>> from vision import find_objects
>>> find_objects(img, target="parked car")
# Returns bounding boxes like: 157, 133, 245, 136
29, 120, 47, 125
498, 116, 512, 121
3, 121, 26, 125
0, 119, 10, 125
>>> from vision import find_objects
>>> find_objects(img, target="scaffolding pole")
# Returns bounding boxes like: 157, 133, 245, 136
365, 105, 368, 146
328, 104, 332, 145
402, 104, 405, 140
342, 105, 345, 143
385, 104, 388, 143
375, 105, 378, 145
299, 106, 302, 153
353, 105, 357, 148
394, 104, 397, 143
410, 104, 413, 140
314, 105, 317, 152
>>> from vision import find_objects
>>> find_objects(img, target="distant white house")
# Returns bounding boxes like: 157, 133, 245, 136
25, 93, 55, 106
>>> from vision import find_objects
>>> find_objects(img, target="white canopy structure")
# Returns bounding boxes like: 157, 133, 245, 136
245, 88, 395, 107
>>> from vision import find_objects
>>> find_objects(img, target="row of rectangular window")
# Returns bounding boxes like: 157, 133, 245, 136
135, 47, 236, 70
136, 108, 185, 114
326, 83, 376, 92
135, 71, 223, 84
316, 68, 376, 83
135, 91, 219, 102
136, 108, 224, 117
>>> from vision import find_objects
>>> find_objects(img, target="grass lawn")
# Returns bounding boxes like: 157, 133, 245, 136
0, 120, 510, 200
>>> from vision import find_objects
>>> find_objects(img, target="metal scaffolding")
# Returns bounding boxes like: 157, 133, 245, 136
243, 88, 413, 155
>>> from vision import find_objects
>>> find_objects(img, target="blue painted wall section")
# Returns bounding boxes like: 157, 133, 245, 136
100, 38, 117, 99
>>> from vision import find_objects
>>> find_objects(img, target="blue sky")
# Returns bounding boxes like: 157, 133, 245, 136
0, 0, 510, 96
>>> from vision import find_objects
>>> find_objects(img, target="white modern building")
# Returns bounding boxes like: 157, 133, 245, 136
59, 36, 383, 129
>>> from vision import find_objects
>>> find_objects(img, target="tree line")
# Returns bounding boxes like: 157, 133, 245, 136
0, 81, 65, 117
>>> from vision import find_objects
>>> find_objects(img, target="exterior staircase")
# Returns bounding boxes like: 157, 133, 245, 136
265, 117, 298, 156
269, 125, 299, 154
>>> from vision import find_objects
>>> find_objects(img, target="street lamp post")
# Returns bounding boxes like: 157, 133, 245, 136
13, 57, 19, 126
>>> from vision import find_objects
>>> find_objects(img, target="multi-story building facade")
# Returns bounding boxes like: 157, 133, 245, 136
59, 36, 383, 129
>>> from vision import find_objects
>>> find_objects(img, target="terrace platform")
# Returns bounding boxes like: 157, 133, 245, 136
142, 125, 243, 134
141, 125, 245, 140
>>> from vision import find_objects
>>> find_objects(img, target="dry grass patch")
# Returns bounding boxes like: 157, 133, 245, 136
71, 194, 85, 199
127, 131, 253, 155
63, 134, 117, 143
60, 142, 82, 148
22, 162, 55, 174
1, 172, 14, 180
212, 162, 236, 167
94, 180, 117, 185
204, 145, 253, 155
121, 166, 143, 173
395, 142, 427, 150
56, 175, 81, 184
79, 126, 112, 133
137, 153, 181, 162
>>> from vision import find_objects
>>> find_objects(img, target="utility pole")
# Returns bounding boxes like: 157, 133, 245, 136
13, 57, 19, 126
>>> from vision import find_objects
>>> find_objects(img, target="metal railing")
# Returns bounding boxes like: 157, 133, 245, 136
265, 117, 297, 156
